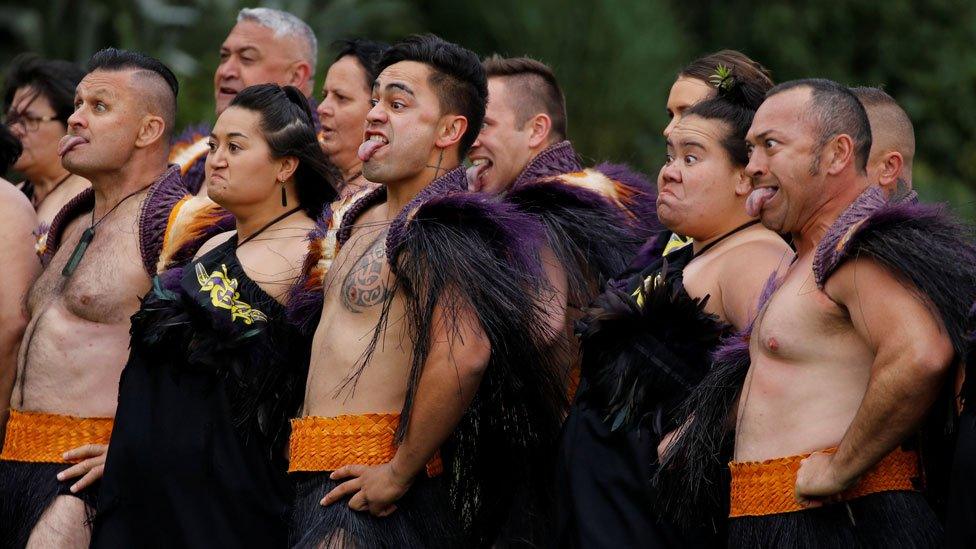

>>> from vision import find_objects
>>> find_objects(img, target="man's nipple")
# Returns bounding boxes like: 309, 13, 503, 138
766, 336, 780, 352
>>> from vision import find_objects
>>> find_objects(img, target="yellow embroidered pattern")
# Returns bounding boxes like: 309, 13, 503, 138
195, 263, 268, 325
632, 232, 692, 307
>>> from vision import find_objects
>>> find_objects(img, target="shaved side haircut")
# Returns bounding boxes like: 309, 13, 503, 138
850, 86, 915, 175
86, 48, 179, 139
483, 55, 567, 142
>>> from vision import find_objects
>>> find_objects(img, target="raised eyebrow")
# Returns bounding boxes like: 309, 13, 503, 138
680, 139, 706, 150
386, 82, 415, 96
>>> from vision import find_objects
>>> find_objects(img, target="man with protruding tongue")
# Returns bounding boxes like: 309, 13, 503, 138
289, 35, 568, 548
0, 48, 198, 547
701, 78, 975, 547
171, 7, 319, 196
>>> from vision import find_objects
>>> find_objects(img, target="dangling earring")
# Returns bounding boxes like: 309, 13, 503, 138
280, 181, 288, 207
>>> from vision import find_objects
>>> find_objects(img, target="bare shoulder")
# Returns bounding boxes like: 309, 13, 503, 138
0, 179, 37, 229
194, 231, 236, 260
719, 232, 791, 279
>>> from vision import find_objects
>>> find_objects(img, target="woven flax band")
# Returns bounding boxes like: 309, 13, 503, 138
729, 447, 919, 517
288, 414, 443, 477
0, 410, 113, 464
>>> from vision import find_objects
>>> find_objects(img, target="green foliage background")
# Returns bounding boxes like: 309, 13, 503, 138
2, 0, 974, 216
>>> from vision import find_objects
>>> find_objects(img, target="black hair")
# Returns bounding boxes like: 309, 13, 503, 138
3, 53, 85, 126
683, 67, 774, 166
86, 48, 179, 137
377, 34, 487, 157
332, 38, 390, 90
767, 78, 872, 174
229, 84, 340, 218
0, 124, 22, 174
680, 50, 773, 96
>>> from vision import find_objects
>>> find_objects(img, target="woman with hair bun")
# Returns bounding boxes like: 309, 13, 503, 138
89, 84, 340, 548
555, 54, 790, 548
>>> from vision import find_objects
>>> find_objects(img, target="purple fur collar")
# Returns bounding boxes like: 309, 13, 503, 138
812, 186, 919, 288
333, 166, 467, 264
511, 140, 583, 190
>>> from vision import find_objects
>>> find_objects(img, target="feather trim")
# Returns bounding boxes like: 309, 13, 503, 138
576, 254, 726, 435
155, 196, 234, 273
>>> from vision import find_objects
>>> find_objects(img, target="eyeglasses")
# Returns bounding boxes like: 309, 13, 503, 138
4, 112, 59, 132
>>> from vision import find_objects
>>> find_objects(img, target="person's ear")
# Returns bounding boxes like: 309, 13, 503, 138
277, 155, 299, 183
527, 113, 553, 149
434, 115, 467, 150
733, 166, 752, 197
825, 134, 856, 176
134, 114, 166, 149
876, 151, 904, 191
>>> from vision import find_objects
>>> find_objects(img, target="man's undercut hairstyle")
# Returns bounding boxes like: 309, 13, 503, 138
0, 123, 22, 174
680, 50, 773, 98
767, 78, 872, 175
483, 55, 567, 142
684, 67, 774, 167
3, 53, 85, 126
333, 38, 390, 90
850, 85, 915, 166
86, 48, 179, 138
377, 34, 488, 157
238, 7, 318, 77
229, 84, 340, 218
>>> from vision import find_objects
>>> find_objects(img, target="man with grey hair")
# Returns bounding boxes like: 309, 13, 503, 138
171, 7, 319, 195
850, 86, 915, 198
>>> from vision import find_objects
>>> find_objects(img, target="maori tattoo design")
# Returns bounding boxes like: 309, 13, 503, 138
341, 231, 391, 313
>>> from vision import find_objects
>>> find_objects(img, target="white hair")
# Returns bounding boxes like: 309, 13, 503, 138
237, 7, 318, 75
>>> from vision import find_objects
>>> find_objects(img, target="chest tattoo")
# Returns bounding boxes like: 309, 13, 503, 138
340, 231, 391, 313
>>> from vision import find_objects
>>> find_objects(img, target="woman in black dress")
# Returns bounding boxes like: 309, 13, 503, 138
91, 84, 339, 548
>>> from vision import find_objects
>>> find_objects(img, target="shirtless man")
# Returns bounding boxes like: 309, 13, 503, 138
316, 38, 388, 198
723, 79, 971, 547
289, 35, 566, 548
851, 86, 915, 197
173, 7, 318, 195
0, 174, 40, 443
0, 48, 185, 547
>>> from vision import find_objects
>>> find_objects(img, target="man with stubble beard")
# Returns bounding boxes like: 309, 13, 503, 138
659, 79, 976, 548
289, 35, 567, 548
0, 49, 193, 548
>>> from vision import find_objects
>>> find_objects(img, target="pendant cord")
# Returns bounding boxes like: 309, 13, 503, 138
692, 220, 761, 259
236, 207, 303, 248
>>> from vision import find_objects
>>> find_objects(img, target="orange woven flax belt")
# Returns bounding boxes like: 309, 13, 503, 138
0, 410, 113, 464
288, 413, 443, 477
729, 447, 919, 517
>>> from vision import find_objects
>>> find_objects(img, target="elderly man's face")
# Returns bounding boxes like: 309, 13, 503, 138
214, 20, 304, 114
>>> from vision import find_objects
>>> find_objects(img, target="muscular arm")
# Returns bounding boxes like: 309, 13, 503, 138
323, 291, 492, 514
0, 188, 41, 438
390, 292, 492, 478
810, 258, 953, 490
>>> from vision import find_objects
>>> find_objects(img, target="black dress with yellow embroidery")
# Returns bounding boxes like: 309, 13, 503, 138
92, 237, 313, 549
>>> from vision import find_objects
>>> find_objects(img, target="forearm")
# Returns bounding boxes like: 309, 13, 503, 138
390, 358, 486, 480
0, 328, 23, 441
832, 359, 947, 483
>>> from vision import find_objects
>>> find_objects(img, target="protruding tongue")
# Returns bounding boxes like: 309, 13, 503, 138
746, 187, 777, 217
58, 135, 86, 157
357, 139, 385, 162
465, 162, 490, 191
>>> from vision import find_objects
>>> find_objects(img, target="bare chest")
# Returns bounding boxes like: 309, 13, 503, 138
753, 261, 851, 360
29, 213, 149, 324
